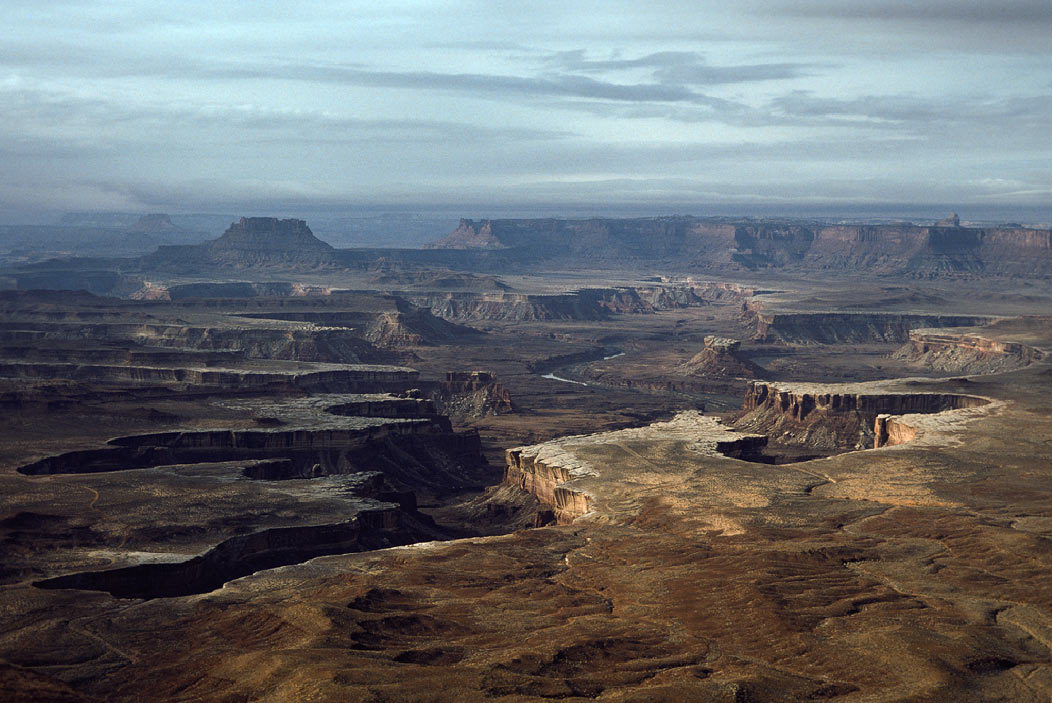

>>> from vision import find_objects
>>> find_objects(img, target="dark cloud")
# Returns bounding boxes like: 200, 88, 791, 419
770, 91, 1052, 136
778, 0, 1052, 23
545, 50, 814, 85
201, 62, 710, 104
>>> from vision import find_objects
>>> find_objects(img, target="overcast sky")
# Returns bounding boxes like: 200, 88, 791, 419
2, 1, 1051, 222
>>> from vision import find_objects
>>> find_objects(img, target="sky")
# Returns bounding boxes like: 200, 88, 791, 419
1, 0, 1051, 223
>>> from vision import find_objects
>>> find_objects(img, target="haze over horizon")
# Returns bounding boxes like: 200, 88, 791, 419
2, 1, 1051, 225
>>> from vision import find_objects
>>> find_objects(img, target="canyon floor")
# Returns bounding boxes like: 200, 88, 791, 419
2, 265, 1052, 702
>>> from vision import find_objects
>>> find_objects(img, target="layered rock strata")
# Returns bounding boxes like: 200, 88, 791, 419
737, 380, 990, 450
406, 284, 724, 322
505, 411, 765, 524
893, 328, 1045, 373
0, 319, 385, 364
16, 393, 484, 490
0, 361, 415, 393
428, 371, 514, 419
754, 312, 995, 344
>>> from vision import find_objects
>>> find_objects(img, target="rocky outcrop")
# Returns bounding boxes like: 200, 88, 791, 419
428, 371, 514, 419
680, 336, 764, 378
206, 218, 334, 263
754, 312, 995, 344
736, 380, 989, 450
505, 412, 764, 523
872, 415, 918, 448
892, 329, 1045, 373
426, 219, 506, 249
504, 447, 591, 524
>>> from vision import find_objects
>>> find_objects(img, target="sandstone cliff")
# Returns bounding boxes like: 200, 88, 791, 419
735, 380, 989, 450
505, 412, 766, 524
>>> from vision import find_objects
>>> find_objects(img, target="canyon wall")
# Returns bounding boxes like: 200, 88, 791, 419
753, 312, 994, 344
736, 381, 989, 450
504, 447, 591, 525
504, 412, 766, 523
892, 329, 1045, 373
18, 410, 486, 491
406, 283, 741, 322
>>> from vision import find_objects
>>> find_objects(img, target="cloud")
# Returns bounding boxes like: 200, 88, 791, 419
190, 61, 720, 105
544, 50, 814, 86
776, 0, 1052, 24
0, 81, 573, 148
769, 91, 1052, 137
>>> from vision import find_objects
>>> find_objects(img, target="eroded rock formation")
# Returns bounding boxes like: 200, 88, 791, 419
428, 371, 514, 419
680, 336, 764, 378
736, 380, 989, 450
505, 412, 765, 523
892, 329, 1045, 373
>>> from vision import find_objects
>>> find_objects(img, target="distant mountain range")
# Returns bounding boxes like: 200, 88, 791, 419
3, 214, 1051, 297
425, 215, 1052, 277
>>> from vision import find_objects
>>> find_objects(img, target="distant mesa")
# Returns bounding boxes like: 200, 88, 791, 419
425, 219, 506, 250
423, 215, 1052, 277
210, 217, 335, 253
141, 217, 340, 271
127, 213, 183, 233
204, 217, 337, 267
